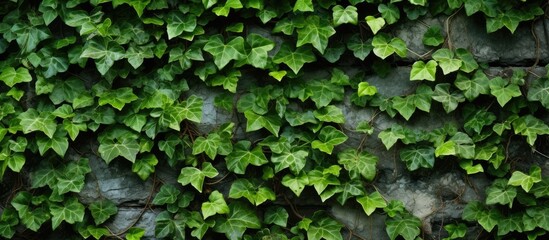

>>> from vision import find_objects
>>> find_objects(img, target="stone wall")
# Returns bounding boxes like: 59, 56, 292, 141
74, 13, 549, 239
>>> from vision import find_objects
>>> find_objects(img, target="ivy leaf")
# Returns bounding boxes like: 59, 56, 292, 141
264, 206, 289, 227
152, 184, 181, 206
432, 48, 462, 75
49, 196, 85, 229
392, 96, 416, 120
410, 60, 437, 81
203, 35, 246, 69
125, 228, 145, 240
485, 179, 517, 207
454, 71, 490, 101
455, 48, 479, 73
422, 26, 444, 47
80, 37, 125, 75
126, 43, 154, 69
464, 109, 496, 135
166, 11, 196, 39
88, 199, 118, 225
526, 206, 549, 231
372, 34, 407, 59
56, 174, 85, 194
245, 33, 275, 69
399, 145, 435, 171
489, 77, 521, 107
346, 34, 372, 60
313, 105, 345, 123
527, 77, 549, 108
36, 128, 69, 157
229, 178, 276, 205
356, 191, 388, 216
0, 67, 32, 87
311, 126, 348, 154
97, 87, 138, 111
11, 23, 51, 53
98, 138, 140, 164
385, 213, 422, 240
357, 82, 377, 96
226, 140, 268, 174
444, 223, 467, 239
154, 211, 186, 239
212, 0, 243, 16
202, 0, 217, 9
435, 140, 456, 157
378, 3, 400, 24
512, 115, 549, 146
271, 147, 309, 174
202, 190, 229, 219
281, 173, 310, 196
337, 149, 378, 181
179, 95, 203, 123
332, 5, 358, 26
462, 201, 502, 232
132, 154, 158, 181
307, 212, 343, 240
244, 111, 281, 137
432, 83, 465, 113
192, 133, 221, 159
378, 126, 405, 150
18, 109, 57, 138
296, 15, 336, 54
293, 0, 314, 12
508, 166, 542, 192
365, 16, 385, 34
213, 201, 261, 240
177, 162, 219, 193
273, 43, 316, 74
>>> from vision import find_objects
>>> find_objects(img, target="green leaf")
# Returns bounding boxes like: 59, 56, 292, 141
98, 138, 140, 163
313, 105, 345, 123
51, 78, 86, 104
244, 111, 281, 137
213, 201, 261, 240
166, 10, 197, 39
192, 133, 221, 159
435, 140, 456, 157
271, 147, 309, 174
89, 199, 118, 225
229, 178, 276, 205
400, 145, 435, 171
202, 190, 229, 219
454, 71, 490, 101
311, 126, 348, 154
226, 140, 268, 174
485, 179, 517, 207
294, 0, 314, 12
80, 37, 125, 75
512, 115, 549, 146
153, 184, 181, 206
422, 26, 444, 47
180, 95, 203, 123
410, 60, 437, 81
132, 154, 158, 180
273, 43, 316, 74
36, 128, 69, 157
212, 0, 243, 16
296, 15, 336, 54
432, 48, 462, 75
126, 228, 145, 240
56, 174, 85, 194
203, 0, 217, 9
0, 67, 33, 87
392, 96, 416, 120
372, 34, 407, 59
154, 211, 186, 239
346, 34, 373, 61
526, 206, 549, 231
432, 83, 465, 113
378, 126, 405, 150
462, 201, 501, 232
529, 77, 549, 109
281, 173, 310, 196
245, 33, 275, 69
508, 166, 542, 192
307, 212, 343, 240
409, 0, 427, 6
455, 48, 478, 73
18, 109, 57, 138
366, 16, 385, 34
49, 196, 85, 229
378, 3, 400, 24
444, 223, 467, 239
177, 162, 219, 193
264, 206, 289, 227
203, 37, 244, 70
489, 77, 521, 107
98, 87, 138, 111
357, 82, 377, 97
357, 191, 388, 216
332, 5, 358, 26
337, 149, 378, 181
385, 213, 422, 240
11, 23, 51, 53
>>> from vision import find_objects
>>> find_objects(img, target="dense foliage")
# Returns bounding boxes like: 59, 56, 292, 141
0, 0, 548, 239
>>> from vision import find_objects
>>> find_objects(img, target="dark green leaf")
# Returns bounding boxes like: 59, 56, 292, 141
213, 201, 261, 240
356, 191, 387, 216
89, 199, 118, 225
204, 35, 246, 69
202, 190, 229, 219
337, 149, 378, 181
399, 145, 435, 171
177, 162, 219, 193
80, 37, 125, 75
226, 140, 268, 174
273, 43, 316, 74
385, 213, 422, 240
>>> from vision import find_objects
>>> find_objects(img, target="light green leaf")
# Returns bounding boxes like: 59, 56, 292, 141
88, 199, 118, 225
213, 201, 261, 240
311, 126, 348, 154
410, 60, 437, 81
454, 71, 490, 101
80, 37, 125, 75
226, 140, 268, 174
126, 228, 145, 240
313, 105, 345, 123
202, 190, 229, 219
385, 213, 422, 240
485, 179, 517, 207
409, 0, 427, 6
229, 178, 276, 205
357, 82, 377, 97
245, 33, 275, 69
455, 48, 478, 73
166, 10, 196, 39
97, 87, 138, 111
392, 96, 416, 120
56, 174, 85, 194
244, 111, 281, 137
180, 95, 203, 123
273, 43, 316, 74
296, 15, 336, 54
337, 149, 378, 181
177, 162, 219, 193
36, 128, 69, 157
432, 83, 465, 113
528, 77, 549, 108
294, 0, 313, 12
98, 138, 140, 163
0, 67, 32, 87
378, 126, 405, 150
6, 153, 25, 173
489, 77, 521, 107
203, 35, 246, 69
512, 115, 549, 146
508, 166, 542, 192
281, 173, 310, 196
366, 16, 385, 34
132, 154, 158, 180
332, 5, 358, 26
212, 0, 243, 17
372, 34, 407, 59
18, 109, 57, 138
432, 48, 462, 75
400, 145, 435, 171
192, 133, 221, 159
356, 191, 387, 216
271, 148, 309, 174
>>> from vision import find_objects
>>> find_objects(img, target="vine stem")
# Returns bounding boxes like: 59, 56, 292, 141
283, 194, 304, 220
444, 6, 463, 50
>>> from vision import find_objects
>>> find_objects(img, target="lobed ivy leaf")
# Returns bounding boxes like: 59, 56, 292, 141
385, 213, 422, 240
489, 77, 521, 107
512, 115, 549, 146
49, 196, 85, 229
422, 25, 444, 46
264, 206, 289, 227
410, 60, 437, 81
332, 5, 358, 26
98, 87, 138, 111
125, 227, 145, 240
11, 22, 51, 53
296, 15, 335, 54
245, 33, 275, 69
356, 191, 387, 216
226, 140, 268, 174
508, 166, 542, 192
378, 3, 400, 24
311, 126, 348, 154
281, 173, 310, 196
485, 179, 517, 207
212, 0, 243, 17
378, 126, 406, 150
203, 35, 246, 70
80, 37, 125, 75
357, 81, 377, 96
526, 205, 549, 231
294, 0, 314, 12
271, 146, 308, 174
462, 201, 502, 232
527, 77, 549, 108
455, 48, 479, 73
36, 128, 69, 157
307, 211, 343, 240
444, 223, 468, 239
366, 16, 385, 34
400, 145, 435, 171
202, 190, 229, 219
177, 162, 219, 193
88, 199, 118, 225
432, 83, 465, 113
273, 43, 316, 74
213, 201, 261, 240
229, 178, 276, 205
432, 48, 462, 75
192, 133, 221, 159
18, 109, 57, 138
337, 149, 378, 181
392, 95, 416, 120
166, 10, 196, 39
454, 71, 490, 101
244, 111, 281, 137
132, 154, 158, 180
0, 67, 32, 87
372, 33, 407, 59
346, 34, 373, 61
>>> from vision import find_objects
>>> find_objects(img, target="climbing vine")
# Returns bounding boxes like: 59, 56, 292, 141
0, 0, 548, 239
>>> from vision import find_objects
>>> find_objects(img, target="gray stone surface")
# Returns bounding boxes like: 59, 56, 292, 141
331, 205, 388, 240
105, 208, 160, 239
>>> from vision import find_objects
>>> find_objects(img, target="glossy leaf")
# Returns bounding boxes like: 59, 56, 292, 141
229, 178, 276, 205
0, 67, 32, 87
18, 109, 57, 138
399, 145, 435, 171
454, 71, 490, 101
357, 191, 387, 216
332, 5, 358, 26
203, 35, 246, 69
508, 166, 542, 192
512, 115, 549, 146
311, 126, 348, 154
337, 149, 378, 181
366, 16, 385, 34
98, 138, 140, 163
410, 60, 437, 81
226, 140, 268, 174
485, 179, 517, 207
49, 196, 85, 229
432, 48, 462, 75
80, 37, 125, 75
273, 43, 316, 74
385, 213, 422, 240
432, 83, 465, 113
89, 199, 118, 225
202, 190, 229, 219
177, 162, 219, 193
264, 206, 289, 227
213, 201, 261, 240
